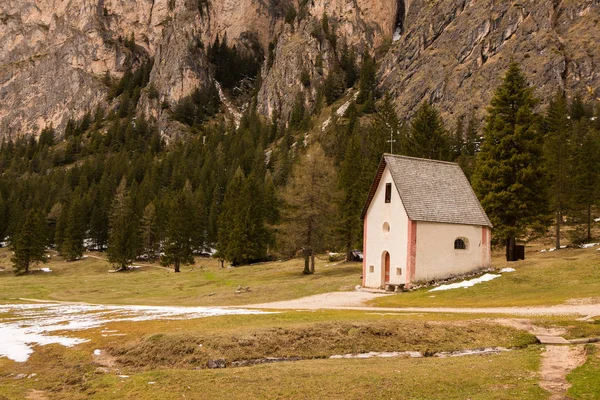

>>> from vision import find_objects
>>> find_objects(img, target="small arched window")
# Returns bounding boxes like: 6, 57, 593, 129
454, 238, 467, 250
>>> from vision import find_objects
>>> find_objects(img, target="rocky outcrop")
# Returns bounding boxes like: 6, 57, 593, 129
379, 0, 600, 124
1, 0, 599, 137
257, 0, 398, 121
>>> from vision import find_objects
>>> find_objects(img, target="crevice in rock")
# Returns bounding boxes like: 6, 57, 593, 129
552, 1, 569, 93
393, 0, 406, 42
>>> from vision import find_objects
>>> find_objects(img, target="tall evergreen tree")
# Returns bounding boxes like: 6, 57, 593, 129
139, 202, 160, 259
570, 119, 600, 241
11, 210, 47, 275
218, 169, 269, 265
61, 197, 86, 261
369, 94, 402, 161
407, 101, 451, 160
543, 92, 572, 249
472, 62, 551, 259
161, 190, 195, 272
356, 52, 376, 105
107, 178, 138, 271
336, 128, 371, 260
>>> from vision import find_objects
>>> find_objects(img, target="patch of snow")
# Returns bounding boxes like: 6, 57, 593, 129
118, 375, 129, 379
94, 349, 102, 356
336, 92, 359, 117
148, 382, 156, 385
330, 351, 423, 359
215, 81, 242, 129
500, 268, 516, 273
0, 303, 272, 362
581, 243, 599, 249
321, 117, 332, 131
435, 347, 509, 358
429, 273, 501, 292
594, 217, 600, 222
393, 26, 402, 42
40, 268, 52, 273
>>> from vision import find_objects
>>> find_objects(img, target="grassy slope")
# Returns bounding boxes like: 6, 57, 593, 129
0, 249, 361, 306
372, 247, 600, 308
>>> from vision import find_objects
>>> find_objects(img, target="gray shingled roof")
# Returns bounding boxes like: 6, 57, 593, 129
366, 155, 492, 227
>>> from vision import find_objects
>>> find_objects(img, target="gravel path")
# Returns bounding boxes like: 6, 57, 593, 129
245, 291, 600, 317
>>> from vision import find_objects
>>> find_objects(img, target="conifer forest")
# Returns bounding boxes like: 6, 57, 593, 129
2, 36, 600, 275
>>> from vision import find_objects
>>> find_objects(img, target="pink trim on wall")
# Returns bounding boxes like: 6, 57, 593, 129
481, 226, 491, 267
406, 219, 417, 287
362, 216, 368, 287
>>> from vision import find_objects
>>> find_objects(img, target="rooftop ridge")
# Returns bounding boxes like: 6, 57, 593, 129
383, 154, 460, 167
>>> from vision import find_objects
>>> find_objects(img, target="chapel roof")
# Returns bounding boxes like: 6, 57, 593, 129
361, 154, 492, 227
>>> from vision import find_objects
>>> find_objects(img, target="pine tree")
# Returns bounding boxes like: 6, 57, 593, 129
61, 197, 85, 261
543, 92, 572, 249
217, 169, 269, 265
161, 190, 195, 272
336, 128, 371, 261
0, 194, 7, 242
278, 145, 337, 274
107, 178, 138, 271
570, 119, 600, 241
407, 101, 451, 160
369, 94, 402, 161
11, 210, 47, 275
356, 52, 376, 105
139, 202, 160, 259
454, 110, 481, 180
45, 203, 63, 247
472, 62, 551, 260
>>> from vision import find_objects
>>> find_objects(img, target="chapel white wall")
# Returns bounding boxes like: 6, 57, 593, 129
363, 167, 409, 288
414, 222, 490, 282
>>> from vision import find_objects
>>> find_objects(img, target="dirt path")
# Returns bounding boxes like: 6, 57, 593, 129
540, 345, 587, 399
245, 291, 600, 317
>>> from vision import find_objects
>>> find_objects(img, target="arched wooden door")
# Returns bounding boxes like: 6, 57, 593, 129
384, 252, 391, 284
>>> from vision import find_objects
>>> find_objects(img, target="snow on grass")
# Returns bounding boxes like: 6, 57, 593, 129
40, 268, 52, 273
541, 245, 567, 253
429, 274, 501, 292
0, 303, 272, 362
500, 268, 516, 273
580, 243, 599, 249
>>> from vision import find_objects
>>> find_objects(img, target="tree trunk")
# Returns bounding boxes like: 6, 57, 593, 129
303, 249, 311, 274
555, 211, 561, 250
506, 236, 516, 262
174, 261, 180, 273
587, 204, 592, 241
310, 249, 315, 274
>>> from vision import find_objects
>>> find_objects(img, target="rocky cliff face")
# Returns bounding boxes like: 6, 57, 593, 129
1, 0, 599, 137
379, 0, 600, 123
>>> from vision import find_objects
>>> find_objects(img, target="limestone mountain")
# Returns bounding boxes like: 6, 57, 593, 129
1, 0, 599, 137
